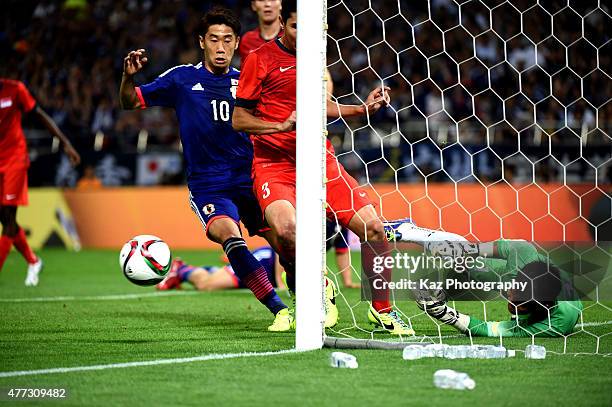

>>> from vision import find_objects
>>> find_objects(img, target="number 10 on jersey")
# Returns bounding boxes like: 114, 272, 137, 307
211, 100, 230, 122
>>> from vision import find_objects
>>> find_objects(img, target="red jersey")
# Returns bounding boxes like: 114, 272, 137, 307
0, 79, 36, 170
237, 39, 335, 166
236, 39, 297, 164
238, 27, 282, 64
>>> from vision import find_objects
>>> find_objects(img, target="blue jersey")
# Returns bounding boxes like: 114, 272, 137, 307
137, 63, 253, 192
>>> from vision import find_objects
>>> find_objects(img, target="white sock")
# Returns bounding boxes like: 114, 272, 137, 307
397, 224, 467, 243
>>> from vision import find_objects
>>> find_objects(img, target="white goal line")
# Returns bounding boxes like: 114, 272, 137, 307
0, 291, 200, 303
0, 289, 272, 303
0, 349, 300, 378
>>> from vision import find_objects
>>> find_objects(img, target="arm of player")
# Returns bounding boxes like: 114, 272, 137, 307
327, 86, 390, 118
232, 107, 296, 134
33, 106, 80, 166
461, 316, 572, 337
484, 239, 540, 260
120, 49, 148, 110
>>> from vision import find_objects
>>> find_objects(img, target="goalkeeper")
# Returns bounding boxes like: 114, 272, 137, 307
386, 222, 583, 337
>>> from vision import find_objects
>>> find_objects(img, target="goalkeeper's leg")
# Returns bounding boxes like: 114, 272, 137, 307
384, 221, 468, 244
383, 221, 483, 260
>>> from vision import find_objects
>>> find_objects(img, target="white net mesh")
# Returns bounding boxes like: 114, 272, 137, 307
324, 0, 611, 354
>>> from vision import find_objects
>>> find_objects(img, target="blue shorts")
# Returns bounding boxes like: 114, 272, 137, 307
189, 184, 264, 237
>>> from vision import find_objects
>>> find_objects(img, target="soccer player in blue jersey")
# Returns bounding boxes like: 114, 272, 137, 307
119, 7, 290, 331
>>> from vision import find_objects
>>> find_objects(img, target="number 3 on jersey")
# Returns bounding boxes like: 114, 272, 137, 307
261, 182, 270, 199
211, 100, 230, 122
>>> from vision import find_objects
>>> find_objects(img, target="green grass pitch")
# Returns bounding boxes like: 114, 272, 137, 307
1, 249, 611, 406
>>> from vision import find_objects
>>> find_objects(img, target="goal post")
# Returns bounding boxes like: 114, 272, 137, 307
295, 0, 327, 351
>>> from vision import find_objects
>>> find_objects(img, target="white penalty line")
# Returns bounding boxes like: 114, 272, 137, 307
576, 320, 612, 328
0, 349, 299, 378
0, 291, 200, 303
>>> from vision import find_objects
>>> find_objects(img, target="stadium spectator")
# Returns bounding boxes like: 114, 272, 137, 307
237, 0, 282, 63
76, 165, 103, 190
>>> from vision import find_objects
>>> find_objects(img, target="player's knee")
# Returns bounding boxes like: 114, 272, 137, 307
207, 218, 241, 244
365, 219, 385, 242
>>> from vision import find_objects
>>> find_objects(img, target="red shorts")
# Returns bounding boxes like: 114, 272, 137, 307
252, 156, 372, 227
0, 166, 28, 206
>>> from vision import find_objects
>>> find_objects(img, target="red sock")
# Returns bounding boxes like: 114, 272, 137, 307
12, 228, 37, 264
373, 300, 392, 313
374, 236, 393, 313
0, 235, 12, 271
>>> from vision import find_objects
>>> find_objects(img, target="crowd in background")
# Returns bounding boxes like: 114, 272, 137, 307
1, 0, 609, 185
327, 0, 609, 145
2, 0, 257, 153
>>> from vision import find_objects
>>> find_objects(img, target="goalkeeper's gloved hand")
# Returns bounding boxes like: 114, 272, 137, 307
415, 289, 462, 327
415, 289, 447, 317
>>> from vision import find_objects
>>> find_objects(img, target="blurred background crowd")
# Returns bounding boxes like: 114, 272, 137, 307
1, 0, 609, 186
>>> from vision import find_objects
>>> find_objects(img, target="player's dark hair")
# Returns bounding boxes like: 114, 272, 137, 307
199, 6, 241, 37
510, 261, 562, 324
281, 0, 297, 23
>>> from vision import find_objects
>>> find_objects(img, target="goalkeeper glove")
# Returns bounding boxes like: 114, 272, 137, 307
416, 290, 470, 333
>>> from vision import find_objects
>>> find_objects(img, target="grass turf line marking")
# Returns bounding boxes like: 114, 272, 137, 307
0, 291, 200, 303
576, 320, 612, 328
0, 349, 299, 378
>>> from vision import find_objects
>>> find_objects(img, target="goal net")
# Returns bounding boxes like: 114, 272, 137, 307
317, 0, 611, 355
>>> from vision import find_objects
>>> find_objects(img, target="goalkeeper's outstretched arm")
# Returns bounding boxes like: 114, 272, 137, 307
388, 223, 469, 245
388, 222, 540, 265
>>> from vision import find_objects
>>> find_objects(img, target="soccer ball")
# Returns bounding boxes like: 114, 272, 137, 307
119, 235, 172, 286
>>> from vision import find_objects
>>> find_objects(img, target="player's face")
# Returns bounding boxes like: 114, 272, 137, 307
252, 0, 281, 24
200, 24, 239, 73
282, 13, 297, 50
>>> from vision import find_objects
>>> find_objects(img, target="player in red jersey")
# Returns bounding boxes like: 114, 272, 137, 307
0, 78, 80, 284
233, 0, 413, 335
237, 0, 282, 63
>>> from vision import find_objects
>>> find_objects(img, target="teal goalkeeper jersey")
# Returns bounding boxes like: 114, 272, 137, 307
467, 239, 583, 337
